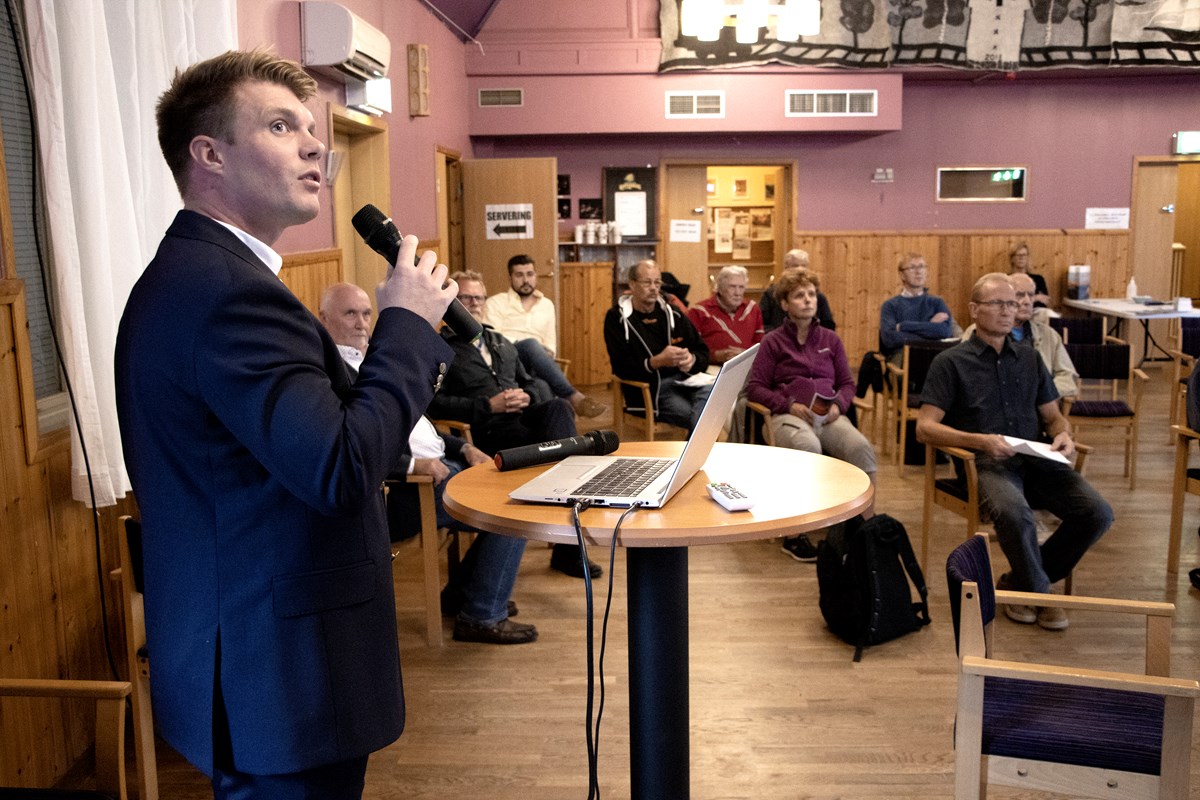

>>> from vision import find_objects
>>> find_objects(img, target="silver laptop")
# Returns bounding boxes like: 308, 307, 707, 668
509, 344, 759, 508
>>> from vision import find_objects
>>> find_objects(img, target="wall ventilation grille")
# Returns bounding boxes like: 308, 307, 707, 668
478, 88, 524, 107
665, 91, 725, 119
785, 90, 877, 117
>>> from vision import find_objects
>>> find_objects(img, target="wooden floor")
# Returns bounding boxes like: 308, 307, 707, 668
154, 365, 1200, 799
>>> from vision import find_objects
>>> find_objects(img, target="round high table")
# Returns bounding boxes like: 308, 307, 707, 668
443, 441, 873, 800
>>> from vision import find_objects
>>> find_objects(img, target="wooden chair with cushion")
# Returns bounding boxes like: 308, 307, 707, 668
112, 516, 158, 800
921, 442, 1089, 587
1062, 341, 1148, 489
0, 678, 133, 799
946, 533, 1198, 800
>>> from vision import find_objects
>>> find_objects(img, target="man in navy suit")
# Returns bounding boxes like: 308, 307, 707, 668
114, 50, 456, 799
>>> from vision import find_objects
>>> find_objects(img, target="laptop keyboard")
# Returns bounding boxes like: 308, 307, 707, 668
573, 458, 674, 498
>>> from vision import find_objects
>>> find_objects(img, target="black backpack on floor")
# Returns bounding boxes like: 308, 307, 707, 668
816, 513, 931, 661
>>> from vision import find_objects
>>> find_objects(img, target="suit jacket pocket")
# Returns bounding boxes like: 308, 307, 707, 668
272, 560, 376, 618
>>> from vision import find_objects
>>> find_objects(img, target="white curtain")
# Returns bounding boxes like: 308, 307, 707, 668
23, 0, 236, 505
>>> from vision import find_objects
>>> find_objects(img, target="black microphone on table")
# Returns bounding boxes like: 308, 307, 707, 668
351, 204, 483, 342
494, 430, 620, 471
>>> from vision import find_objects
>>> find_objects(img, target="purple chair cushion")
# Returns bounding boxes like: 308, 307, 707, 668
945, 535, 995, 652
983, 677, 1165, 775
1069, 400, 1133, 418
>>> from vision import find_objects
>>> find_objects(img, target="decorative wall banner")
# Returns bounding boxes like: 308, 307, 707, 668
659, 0, 1200, 72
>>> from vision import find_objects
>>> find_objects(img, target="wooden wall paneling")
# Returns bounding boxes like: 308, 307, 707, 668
793, 230, 1130, 366
279, 248, 344, 317
558, 261, 612, 385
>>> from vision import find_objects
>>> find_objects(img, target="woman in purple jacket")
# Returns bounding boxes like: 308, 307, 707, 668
747, 268, 877, 560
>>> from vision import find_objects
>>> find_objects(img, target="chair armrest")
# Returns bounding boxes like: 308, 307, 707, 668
1073, 441, 1091, 474
746, 400, 772, 417
1167, 349, 1196, 367
1104, 334, 1128, 346
931, 443, 975, 463
1171, 424, 1200, 443
961, 656, 1200, 697
995, 589, 1174, 618
0, 678, 132, 699
1132, 368, 1150, 383
431, 418, 473, 444
614, 376, 655, 413
405, 474, 434, 485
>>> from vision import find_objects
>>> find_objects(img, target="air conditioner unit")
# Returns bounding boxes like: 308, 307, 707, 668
301, 1, 391, 83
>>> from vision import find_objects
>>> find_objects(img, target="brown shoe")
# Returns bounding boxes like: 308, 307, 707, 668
452, 615, 538, 645
573, 396, 607, 418
1036, 605, 1069, 631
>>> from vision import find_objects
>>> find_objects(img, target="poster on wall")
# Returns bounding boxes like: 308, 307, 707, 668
750, 209, 774, 241
603, 167, 657, 240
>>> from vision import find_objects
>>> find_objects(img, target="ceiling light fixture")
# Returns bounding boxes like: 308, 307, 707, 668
680, 0, 821, 44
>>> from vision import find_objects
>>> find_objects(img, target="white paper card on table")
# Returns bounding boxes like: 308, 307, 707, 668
1001, 436, 1070, 464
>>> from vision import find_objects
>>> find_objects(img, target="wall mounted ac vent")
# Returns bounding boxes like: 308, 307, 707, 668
785, 90, 877, 117
478, 88, 524, 107
665, 91, 725, 119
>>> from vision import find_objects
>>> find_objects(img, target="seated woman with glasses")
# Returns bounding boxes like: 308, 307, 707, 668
747, 268, 876, 562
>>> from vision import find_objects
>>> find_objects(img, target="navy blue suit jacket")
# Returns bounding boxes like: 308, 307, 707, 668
115, 211, 453, 775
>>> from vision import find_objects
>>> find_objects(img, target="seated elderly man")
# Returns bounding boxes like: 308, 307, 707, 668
759, 249, 836, 332
604, 259, 713, 432
687, 265, 764, 365
961, 272, 1077, 400
917, 273, 1112, 631
431, 271, 601, 580
318, 282, 536, 644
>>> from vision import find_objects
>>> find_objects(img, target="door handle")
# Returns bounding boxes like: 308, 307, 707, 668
692, 207, 705, 214
1162, 203, 1176, 213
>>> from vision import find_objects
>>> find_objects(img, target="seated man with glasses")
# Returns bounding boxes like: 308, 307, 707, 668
961, 272, 1077, 400
604, 259, 713, 432
879, 252, 957, 363
916, 273, 1112, 632
431, 270, 601, 580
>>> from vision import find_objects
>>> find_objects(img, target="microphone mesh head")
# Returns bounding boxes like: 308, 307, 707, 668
592, 429, 620, 454
351, 204, 387, 238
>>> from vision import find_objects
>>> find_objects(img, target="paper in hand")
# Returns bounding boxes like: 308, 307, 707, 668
1001, 436, 1070, 464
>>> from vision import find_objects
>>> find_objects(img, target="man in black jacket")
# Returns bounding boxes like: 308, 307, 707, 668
430, 271, 600, 579
604, 259, 712, 432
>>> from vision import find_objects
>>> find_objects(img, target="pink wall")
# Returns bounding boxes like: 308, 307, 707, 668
475, 74, 1200, 234
236, 0, 473, 253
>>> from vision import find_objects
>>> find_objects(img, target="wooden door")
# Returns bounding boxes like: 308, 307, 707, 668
330, 108, 389, 297
462, 158, 558, 306
661, 164, 710, 296
1130, 160, 1180, 359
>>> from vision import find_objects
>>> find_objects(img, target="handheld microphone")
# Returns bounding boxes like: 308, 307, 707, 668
494, 430, 620, 471
351, 204, 483, 341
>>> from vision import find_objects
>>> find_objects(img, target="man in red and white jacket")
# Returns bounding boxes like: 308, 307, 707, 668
687, 265, 764, 365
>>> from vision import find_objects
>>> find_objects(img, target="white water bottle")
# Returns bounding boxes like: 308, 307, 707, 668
1126, 276, 1138, 300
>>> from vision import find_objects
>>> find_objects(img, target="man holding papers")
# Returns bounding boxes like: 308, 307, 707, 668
917, 273, 1112, 631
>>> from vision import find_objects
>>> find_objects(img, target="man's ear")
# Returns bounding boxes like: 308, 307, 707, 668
189, 135, 224, 175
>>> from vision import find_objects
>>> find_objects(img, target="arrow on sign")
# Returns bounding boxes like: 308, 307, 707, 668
492, 223, 528, 236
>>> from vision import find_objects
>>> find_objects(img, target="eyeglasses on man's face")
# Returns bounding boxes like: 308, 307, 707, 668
459, 293, 487, 304
901, 263, 928, 272
975, 299, 1019, 311
633, 279, 663, 288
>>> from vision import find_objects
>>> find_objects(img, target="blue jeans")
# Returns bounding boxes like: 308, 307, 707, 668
657, 373, 715, 432
437, 459, 526, 625
515, 338, 575, 399
976, 455, 1112, 594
